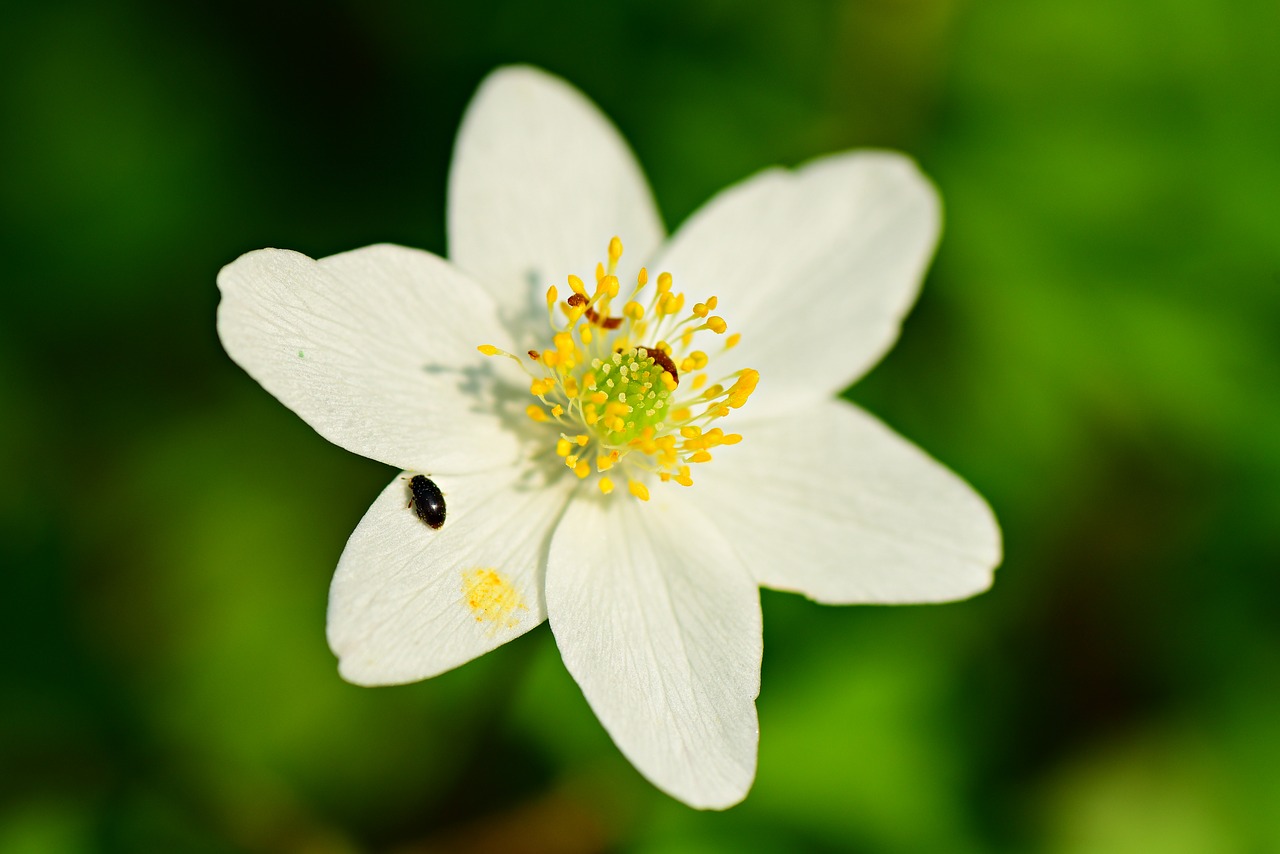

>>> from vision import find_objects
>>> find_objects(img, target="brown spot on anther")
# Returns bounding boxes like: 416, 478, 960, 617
640, 346, 679, 386
566, 293, 588, 307
585, 305, 623, 329
527, 350, 539, 360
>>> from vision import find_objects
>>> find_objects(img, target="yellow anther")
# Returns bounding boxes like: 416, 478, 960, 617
680, 426, 702, 439
551, 405, 564, 417
545, 285, 558, 309
596, 454, 615, 472
680, 351, 708, 373
657, 292, 677, 315
526, 405, 548, 422
623, 301, 644, 320
691, 374, 707, 390
554, 331, 575, 354
608, 236, 623, 261
628, 480, 650, 501
671, 407, 692, 421
690, 450, 713, 463
605, 276, 620, 298
589, 391, 608, 405
595, 262, 605, 283
693, 302, 709, 318
722, 433, 743, 445
563, 377, 580, 398
579, 324, 593, 344
637, 267, 648, 286
702, 383, 724, 398
598, 477, 615, 495
568, 275, 587, 296
706, 296, 718, 309
660, 371, 678, 392
530, 377, 555, 396
728, 369, 759, 408
706, 316, 728, 334
564, 454, 578, 468
725, 332, 742, 349
574, 460, 591, 479
574, 434, 589, 446
477, 344, 500, 356
556, 438, 571, 457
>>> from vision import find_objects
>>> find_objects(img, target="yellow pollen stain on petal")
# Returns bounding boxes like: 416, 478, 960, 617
461, 568, 528, 630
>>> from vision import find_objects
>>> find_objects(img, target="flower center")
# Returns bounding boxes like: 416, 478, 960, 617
479, 236, 759, 500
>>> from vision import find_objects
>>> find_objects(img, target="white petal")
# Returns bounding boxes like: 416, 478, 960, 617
545, 492, 762, 809
217, 244, 522, 474
448, 66, 664, 328
328, 467, 574, 685
688, 400, 1000, 604
653, 151, 940, 417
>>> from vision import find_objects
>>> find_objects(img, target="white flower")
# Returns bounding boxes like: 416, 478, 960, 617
216, 66, 1001, 809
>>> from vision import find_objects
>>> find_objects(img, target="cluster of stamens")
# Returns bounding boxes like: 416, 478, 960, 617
479, 236, 759, 499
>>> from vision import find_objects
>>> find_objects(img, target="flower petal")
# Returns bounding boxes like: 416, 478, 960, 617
688, 399, 1000, 604
545, 492, 762, 809
448, 66, 664, 328
328, 467, 574, 685
217, 244, 521, 474
653, 151, 941, 417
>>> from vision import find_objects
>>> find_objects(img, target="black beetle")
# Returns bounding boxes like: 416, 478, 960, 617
407, 474, 446, 529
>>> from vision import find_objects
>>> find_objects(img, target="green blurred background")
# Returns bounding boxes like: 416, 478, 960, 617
3, 0, 1278, 851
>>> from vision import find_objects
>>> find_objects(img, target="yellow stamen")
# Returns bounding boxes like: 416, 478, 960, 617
496, 235, 758, 500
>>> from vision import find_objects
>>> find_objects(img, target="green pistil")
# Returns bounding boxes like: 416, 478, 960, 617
594, 348, 671, 444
